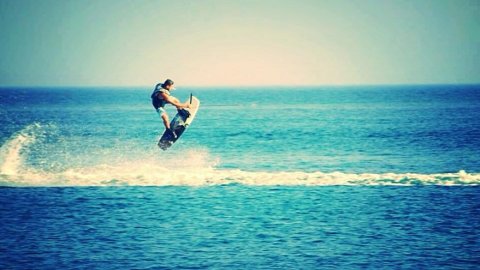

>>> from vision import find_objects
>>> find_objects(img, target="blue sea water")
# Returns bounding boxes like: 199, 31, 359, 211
1, 85, 480, 269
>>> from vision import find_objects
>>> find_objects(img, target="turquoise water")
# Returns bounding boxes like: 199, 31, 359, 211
1, 186, 479, 269
1, 85, 480, 268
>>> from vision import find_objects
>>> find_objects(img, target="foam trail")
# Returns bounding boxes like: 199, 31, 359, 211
1, 164, 479, 187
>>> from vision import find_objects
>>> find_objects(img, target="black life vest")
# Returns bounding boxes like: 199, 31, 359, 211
151, 83, 170, 109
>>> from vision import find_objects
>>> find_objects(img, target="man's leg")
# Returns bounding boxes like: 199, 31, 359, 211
157, 107, 170, 129
170, 96, 190, 118
161, 112, 177, 139
161, 113, 170, 130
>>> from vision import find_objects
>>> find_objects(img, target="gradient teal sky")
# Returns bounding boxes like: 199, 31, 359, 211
1, 0, 479, 86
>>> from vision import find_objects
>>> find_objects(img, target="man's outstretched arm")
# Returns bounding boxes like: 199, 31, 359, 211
161, 93, 190, 109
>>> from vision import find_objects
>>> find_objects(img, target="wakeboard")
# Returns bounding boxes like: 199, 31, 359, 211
158, 94, 200, 150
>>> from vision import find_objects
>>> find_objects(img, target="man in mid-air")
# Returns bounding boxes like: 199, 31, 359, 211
151, 79, 190, 138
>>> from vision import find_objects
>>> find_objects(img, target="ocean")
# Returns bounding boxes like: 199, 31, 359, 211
1, 85, 479, 269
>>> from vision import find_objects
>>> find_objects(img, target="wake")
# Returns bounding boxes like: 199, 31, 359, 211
1, 124, 479, 187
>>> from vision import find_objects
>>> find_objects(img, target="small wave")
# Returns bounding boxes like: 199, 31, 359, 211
1, 124, 479, 187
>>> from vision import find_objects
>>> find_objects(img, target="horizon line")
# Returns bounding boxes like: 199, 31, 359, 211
1, 82, 480, 89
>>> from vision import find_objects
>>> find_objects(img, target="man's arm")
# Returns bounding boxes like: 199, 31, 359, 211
161, 92, 189, 109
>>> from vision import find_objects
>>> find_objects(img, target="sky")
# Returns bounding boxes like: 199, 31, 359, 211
0, 0, 479, 87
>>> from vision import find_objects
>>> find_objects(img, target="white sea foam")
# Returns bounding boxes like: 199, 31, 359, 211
0, 123, 41, 175
1, 124, 479, 187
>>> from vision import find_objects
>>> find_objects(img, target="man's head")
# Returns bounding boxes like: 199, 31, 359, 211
162, 79, 175, 90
